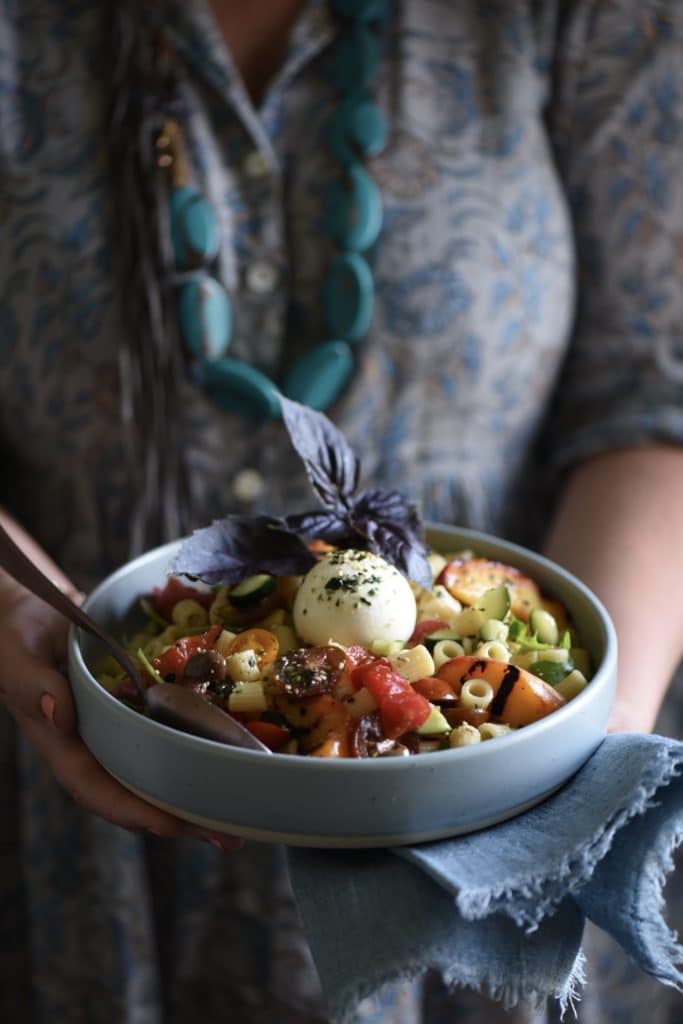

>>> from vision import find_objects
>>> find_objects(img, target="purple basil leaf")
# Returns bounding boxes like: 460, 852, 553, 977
353, 488, 423, 532
170, 515, 316, 585
354, 516, 432, 589
280, 396, 359, 511
285, 510, 349, 539
286, 489, 432, 588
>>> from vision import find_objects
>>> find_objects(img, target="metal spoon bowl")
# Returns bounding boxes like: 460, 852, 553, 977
0, 523, 270, 754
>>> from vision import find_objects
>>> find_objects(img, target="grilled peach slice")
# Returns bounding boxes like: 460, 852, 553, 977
437, 655, 566, 727
438, 557, 542, 622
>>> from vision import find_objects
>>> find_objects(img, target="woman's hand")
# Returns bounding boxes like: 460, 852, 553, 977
0, 574, 241, 849
544, 445, 683, 736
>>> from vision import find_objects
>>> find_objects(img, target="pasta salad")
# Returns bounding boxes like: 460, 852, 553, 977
98, 545, 592, 758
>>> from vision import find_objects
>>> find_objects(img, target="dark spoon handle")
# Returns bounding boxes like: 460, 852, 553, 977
0, 521, 145, 696
0, 522, 270, 752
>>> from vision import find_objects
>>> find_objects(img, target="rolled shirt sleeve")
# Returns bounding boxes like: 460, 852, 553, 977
542, 1, 683, 471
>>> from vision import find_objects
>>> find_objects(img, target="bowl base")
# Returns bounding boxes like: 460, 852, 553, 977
112, 772, 566, 848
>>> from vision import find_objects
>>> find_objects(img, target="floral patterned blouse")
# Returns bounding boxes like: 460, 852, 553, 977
0, 1, 681, 1022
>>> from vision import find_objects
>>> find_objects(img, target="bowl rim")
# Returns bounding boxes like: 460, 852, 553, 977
68, 524, 617, 771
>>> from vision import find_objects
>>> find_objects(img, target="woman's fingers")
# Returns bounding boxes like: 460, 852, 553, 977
17, 709, 185, 836
0, 642, 77, 731
0, 589, 243, 847
19, 710, 244, 847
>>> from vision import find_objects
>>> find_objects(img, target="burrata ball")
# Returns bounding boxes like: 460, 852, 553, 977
293, 548, 417, 647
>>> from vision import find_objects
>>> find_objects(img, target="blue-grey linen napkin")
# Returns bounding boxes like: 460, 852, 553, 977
288, 734, 683, 1022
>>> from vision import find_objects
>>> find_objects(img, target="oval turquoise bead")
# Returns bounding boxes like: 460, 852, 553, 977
169, 185, 221, 270
323, 164, 383, 252
349, 98, 386, 156
329, 26, 379, 92
202, 358, 281, 419
177, 277, 232, 361
323, 253, 374, 341
331, 0, 386, 23
325, 96, 387, 163
282, 341, 354, 410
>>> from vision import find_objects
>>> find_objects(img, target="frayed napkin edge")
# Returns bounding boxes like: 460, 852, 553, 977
591, 789, 683, 991
453, 743, 683, 931
326, 943, 587, 1024
639, 813, 683, 989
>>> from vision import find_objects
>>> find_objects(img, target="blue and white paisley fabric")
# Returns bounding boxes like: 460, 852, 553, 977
0, 1, 681, 1021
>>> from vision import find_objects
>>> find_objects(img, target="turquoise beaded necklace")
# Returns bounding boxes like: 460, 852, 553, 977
158, 0, 387, 420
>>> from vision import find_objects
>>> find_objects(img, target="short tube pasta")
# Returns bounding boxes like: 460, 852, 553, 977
452, 607, 485, 636
228, 682, 267, 713
479, 722, 514, 740
460, 678, 494, 709
449, 723, 481, 747
389, 644, 435, 682
475, 640, 510, 662
554, 669, 588, 701
416, 585, 463, 626
432, 639, 465, 669
171, 599, 209, 628
479, 618, 509, 643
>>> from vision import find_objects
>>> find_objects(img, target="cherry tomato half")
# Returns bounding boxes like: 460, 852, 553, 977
226, 628, 279, 670
269, 646, 347, 698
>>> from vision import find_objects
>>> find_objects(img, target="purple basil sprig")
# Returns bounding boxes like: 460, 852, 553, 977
281, 397, 432, 589
171, 399, 432, 589
170, 515, 316, 585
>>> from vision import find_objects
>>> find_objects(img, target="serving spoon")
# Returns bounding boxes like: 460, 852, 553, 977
0, 523, 270, 753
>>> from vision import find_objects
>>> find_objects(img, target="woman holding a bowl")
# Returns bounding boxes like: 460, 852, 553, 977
0, 1, 682, 1022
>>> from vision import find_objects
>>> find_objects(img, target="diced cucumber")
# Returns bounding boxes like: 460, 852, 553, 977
423, 629, 462, 652
529, 607, 559, 646
477, 584, 510, 621
228, 573, 277, 608
416, 703, 451, 735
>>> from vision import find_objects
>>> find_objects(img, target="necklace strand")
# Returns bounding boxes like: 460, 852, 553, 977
157, 0, 387, 419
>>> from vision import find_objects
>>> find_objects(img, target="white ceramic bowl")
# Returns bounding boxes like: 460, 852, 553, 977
68, 525, 617, 848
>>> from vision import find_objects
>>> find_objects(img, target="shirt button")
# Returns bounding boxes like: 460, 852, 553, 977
243, 149, 270, 179
232, 468, 265, 504
245, 259, 278, 295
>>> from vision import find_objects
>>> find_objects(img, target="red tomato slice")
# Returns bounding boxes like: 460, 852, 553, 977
152, 577, 215, 620
244, 720, 290, 750
154, 625, 222, 681
351, 659, 431, 739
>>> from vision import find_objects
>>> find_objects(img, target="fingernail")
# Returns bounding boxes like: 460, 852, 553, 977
40, 693, 56, 725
